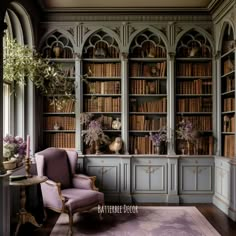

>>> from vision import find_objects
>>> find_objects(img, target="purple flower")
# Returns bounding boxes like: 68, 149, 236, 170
176, 119, 196, 142
150, 127, 167, 147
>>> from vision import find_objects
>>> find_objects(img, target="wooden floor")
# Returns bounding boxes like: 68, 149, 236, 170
15, 204, 236, 236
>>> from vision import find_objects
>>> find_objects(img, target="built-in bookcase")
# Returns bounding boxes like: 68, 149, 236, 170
41, 32, 76, 148
82, 31, 122, 153
221, 24, 235, 158
128, 30, 167, 154
175, 30, 213, 155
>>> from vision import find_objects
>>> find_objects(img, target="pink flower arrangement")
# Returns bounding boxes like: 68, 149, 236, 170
3, 134, 27, 160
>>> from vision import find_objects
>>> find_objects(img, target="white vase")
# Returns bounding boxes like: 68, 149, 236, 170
156, 146, 160, 155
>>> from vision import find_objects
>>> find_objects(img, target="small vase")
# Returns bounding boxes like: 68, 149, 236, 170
181, 148, 185, 155
156, 146, 160, 155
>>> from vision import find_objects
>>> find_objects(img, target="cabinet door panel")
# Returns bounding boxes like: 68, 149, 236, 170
215, 167, 222, 195
150, 166, 165, 191
222, 169, 230, 200
197, 166, 212, 191
87, 166, 118, 192
182, 166, 196, 191
134, 166, 150, 191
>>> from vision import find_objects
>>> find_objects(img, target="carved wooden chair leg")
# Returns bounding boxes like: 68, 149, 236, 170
68, 212, 73, 236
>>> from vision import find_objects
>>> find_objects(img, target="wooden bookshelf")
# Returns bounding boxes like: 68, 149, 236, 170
221, 24, 235, 158
175, 30, 213, 155
128, 30, 167, 154
82, 31, 122, 152
41, 32, 76, 149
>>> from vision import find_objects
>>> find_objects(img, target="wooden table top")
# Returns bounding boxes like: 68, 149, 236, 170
10, 175, 48, 186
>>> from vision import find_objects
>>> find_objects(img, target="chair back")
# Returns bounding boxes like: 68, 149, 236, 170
35, 148, 72, 189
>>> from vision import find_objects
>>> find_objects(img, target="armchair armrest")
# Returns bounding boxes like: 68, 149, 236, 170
72, 174, 98, 191
41, 179, 66, 212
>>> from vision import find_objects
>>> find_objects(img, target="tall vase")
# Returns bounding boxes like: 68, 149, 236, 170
95, 140, 100, 155
187, 141, 190, 155
156, 146, 160, 155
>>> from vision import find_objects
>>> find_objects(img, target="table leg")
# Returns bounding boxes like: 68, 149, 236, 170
14, 186, 41, 236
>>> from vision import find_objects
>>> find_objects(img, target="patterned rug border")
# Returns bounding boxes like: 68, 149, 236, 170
50, 206, 221, 236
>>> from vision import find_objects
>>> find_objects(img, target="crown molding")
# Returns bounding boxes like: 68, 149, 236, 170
41, 13, 212, 22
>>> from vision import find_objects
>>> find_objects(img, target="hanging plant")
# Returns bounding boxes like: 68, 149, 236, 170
3, 37, 75, 98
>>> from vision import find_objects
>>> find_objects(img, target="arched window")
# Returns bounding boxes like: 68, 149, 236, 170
3, 2, 33, 138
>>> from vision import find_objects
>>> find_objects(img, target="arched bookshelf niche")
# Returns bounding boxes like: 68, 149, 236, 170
175, 30, 213, 155
40, 31, 76, 149
128, 30, 167, 155
82, 31, 121, 154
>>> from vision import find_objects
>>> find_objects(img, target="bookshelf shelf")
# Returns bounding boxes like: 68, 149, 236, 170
221, 24, 235, 158
43, 130, 76, 133
176, 29, 213, 155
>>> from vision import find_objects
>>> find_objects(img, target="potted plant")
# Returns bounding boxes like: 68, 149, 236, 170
3, 37, 74, 99
149, 127, 167, 154
80, 113, 110, 154
3, 134, 27, 170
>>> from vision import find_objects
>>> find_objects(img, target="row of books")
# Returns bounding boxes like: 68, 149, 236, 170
176, 115, 212, 131
62, 66, 75, 77
84, 97, 121, 112
178, 45, 211, 58
130, 98, 167, 112
85, 43, 120, 59
44, 99, 75, 113
176, 80, 212, 94
84, 63, 121, 77
222, 77, 235, 92
44, 116, 75, 130
223, 98, 235, 112
176, 62, 212, 76
177, 98, 212, 112
129, 79, 166, 94
129, 135, 163, 155
131, 46, 166, 58
85, 81, 121, 94
129, 115, 167, 131
43, 47, 74, 59
176, 136, 213, 155
223, 135, 235, 158
44, 133, 75, 148
129, 62, 166, 77
223, 115, 235, 132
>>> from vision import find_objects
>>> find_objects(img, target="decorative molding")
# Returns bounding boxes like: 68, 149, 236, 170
121, 52, 129, 60
42, 13, 212, 23
214, 50, 221, 60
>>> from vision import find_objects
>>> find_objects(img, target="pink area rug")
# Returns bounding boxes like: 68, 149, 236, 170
50, 206, 220, 236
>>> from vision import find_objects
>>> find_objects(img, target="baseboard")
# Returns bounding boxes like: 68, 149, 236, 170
179, 194, 213, 203
228, 207, 236, 221
213, 195, 229, 216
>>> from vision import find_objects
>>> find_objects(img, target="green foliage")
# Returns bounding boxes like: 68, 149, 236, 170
3, 37, 74, 97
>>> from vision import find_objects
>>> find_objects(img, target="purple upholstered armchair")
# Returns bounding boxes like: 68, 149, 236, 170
35, 148, 104, 235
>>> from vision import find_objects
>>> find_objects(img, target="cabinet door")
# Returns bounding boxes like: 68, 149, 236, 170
181, 166, 196, 191
132, 158, 167, 193
85, 158, 119, 193
197, 166, 212, 191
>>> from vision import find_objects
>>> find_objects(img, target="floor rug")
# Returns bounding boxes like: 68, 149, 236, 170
50, 206, 221, 236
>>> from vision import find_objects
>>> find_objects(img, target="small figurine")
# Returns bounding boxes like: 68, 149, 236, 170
109, 137, 122, 154
112, 118, 121, 130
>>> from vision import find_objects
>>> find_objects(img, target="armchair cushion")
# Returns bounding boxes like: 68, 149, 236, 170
72, 174, 93, 190
62, 189, 104, 214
